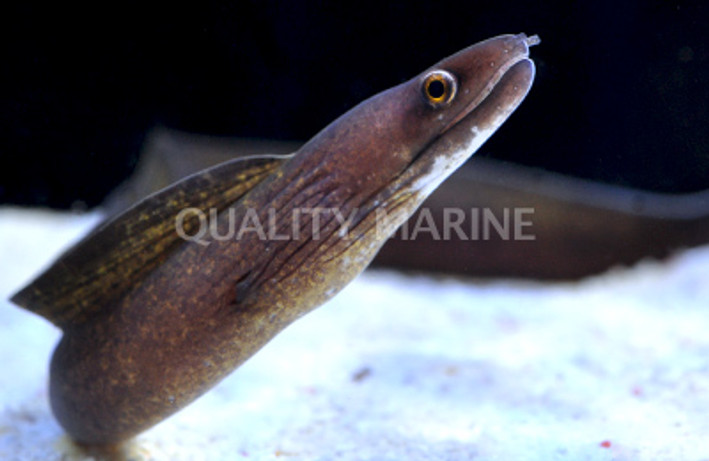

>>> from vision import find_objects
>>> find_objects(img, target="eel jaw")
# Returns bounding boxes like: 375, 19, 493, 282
443, 33, 538, 134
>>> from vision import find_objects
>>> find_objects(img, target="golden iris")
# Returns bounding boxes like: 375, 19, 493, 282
422, 70, 457, 106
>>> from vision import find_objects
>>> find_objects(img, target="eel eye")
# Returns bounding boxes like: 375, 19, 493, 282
421, 70, 457, 107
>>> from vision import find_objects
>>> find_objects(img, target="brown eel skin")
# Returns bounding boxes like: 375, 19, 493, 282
12, 34, 538, 444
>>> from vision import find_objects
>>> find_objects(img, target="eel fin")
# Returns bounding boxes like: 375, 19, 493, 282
11, 154, 292, 329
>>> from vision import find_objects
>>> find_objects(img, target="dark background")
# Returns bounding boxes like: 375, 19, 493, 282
3, 1, 708, 209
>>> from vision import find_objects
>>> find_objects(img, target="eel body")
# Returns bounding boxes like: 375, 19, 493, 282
12, 34, 538, 444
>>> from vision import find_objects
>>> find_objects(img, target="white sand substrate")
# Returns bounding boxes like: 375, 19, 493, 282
1, 207, 707, 460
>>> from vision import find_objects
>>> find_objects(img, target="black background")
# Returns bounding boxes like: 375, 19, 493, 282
3, 1, 708, 209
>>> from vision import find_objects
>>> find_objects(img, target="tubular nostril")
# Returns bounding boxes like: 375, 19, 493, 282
524, 34, 541, 47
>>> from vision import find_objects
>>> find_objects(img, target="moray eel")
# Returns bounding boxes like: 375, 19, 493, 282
12, 33, 538, 444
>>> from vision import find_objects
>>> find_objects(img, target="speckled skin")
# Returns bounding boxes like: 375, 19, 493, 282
13, 34, 536, 444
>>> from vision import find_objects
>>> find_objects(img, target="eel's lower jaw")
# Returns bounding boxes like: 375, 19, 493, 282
477, 57, 536, 128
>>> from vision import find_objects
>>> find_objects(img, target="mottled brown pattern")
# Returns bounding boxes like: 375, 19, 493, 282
12, 34, 537, 444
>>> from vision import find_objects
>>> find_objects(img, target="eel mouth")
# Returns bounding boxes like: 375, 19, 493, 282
443, 33, 540, 134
